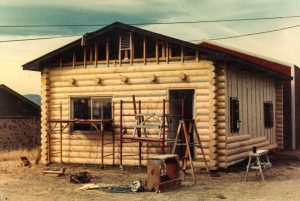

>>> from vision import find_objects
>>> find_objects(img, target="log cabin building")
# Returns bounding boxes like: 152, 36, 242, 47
23, 22, 292, 169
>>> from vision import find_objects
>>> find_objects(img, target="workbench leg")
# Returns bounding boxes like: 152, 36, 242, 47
245, 156, 252, 181
266, 155, 273, 175
257, 156, 265, 182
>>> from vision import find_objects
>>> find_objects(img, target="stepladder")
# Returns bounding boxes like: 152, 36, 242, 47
171, 119, 211, 184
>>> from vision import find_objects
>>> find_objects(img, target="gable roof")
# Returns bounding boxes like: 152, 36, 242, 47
22, 22, 201, 71
22, 22, 292, 80
199, 40, 292, 77
0, 84, 40, 111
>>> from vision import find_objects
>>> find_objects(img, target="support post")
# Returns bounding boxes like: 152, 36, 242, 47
156, 40, 159, 64
181, 46, 184, 63
106, 38, 109, 67
59, 102, 63, 163
143, 36, 146, 65
83, 47, 87, 67
138, 100, 142, 167
196, 49, 199, 62
166, 42, 169, 63
94, 42, 98, 67
162, 99, 166, 154
130, 34, 133, 65
59, 58, 62, 69
72, 52, 76, 68
119, 35, 122, 66
120, 100, 123, 169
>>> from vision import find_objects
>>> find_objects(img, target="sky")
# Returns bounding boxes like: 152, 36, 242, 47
1, 0, 300, 95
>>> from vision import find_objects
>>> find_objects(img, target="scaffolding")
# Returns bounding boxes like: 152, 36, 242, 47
46, 103, 115, 168
115, 98, 184, 168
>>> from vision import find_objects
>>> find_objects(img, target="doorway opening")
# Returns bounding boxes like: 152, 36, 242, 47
169, 89, 195, 159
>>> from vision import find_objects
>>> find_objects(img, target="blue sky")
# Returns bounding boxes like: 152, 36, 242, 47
0, 0, 300, 94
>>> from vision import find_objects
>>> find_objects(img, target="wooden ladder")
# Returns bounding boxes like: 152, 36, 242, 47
171, 119, 211, 184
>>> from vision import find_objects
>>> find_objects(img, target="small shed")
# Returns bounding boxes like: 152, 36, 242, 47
23, 22, 291, 169
0, 84, 41, 150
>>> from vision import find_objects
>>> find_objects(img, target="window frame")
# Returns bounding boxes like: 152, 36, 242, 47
230, 97, 240, 133
263, 101, 274, 128
70, 96, 113, 133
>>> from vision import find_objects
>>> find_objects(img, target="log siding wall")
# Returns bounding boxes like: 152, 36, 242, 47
40, 61, 217, 168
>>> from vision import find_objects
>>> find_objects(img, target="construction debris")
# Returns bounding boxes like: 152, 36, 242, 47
42, 167, 65, 176
77, 183, 100, 191
20, 156, 31, 167
131, 180, 146, 192
70, 172, 91, 184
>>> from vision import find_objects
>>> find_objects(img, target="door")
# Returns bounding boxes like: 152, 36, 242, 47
169, 89, 194, 158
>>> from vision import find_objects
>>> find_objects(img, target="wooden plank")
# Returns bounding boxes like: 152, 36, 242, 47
196, 49, 199, 62
94, 42, 98, 67
106, 38, 109, 67
130, 34, 133, 65
166, 42, 169, 63
119, 35, 122, 66
181, 46, 184, 63
143, 36, 146, 65
156, 40, 159, 64
89, 47, 93, 62
72, 53, 75, 69
83, 47, 87, 68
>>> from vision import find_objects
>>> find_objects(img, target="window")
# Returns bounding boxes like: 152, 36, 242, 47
71, 97, 112, 131
230, 97, 240, 133
264, 102, 274, 128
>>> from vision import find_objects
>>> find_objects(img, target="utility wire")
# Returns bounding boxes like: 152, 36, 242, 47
1, 23, 300, 43
1, 15, 300, 27
210, 24, 300, 40
0, 35, 81, 42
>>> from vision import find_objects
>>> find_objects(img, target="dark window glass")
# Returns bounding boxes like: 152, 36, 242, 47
73, 98, 91, 130
72, 97, 112, 131
264, 102, 274, 128
230, 97, 240, 133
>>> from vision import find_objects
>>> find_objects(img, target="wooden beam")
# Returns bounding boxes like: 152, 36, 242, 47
181, 46, 184, 63
143, 36, 146, 65
106, 38, 109, 67
59, 57, 62, 69
169, 44, 172, 58
166, 42, 169, 63
72, 52, 75, 68
119, 35, 122, 66
83, 47, 87, 67
89, 47, 93, 62
162, 43, 165, 58
156, 40, 159, 64
94, 42, 98, 67
196, 49, 199, 62
130, 34, 133, 65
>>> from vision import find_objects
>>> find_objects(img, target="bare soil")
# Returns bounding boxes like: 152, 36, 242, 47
1, 151, 300, 201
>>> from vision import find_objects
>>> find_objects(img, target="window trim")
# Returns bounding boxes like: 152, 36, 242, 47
230, 97, 240, 133
69, 95, 113, 133
263, 101, 274, 128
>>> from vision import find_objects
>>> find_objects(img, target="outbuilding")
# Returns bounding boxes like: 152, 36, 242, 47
0, 84, 41, 150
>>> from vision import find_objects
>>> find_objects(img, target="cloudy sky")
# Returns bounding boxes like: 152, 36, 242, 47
1, 0, 300, 95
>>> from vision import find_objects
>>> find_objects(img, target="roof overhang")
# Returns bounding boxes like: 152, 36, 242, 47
23, 22, 293, 81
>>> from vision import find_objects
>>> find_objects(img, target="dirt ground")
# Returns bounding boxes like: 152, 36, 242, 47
1, 151, 300, 201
